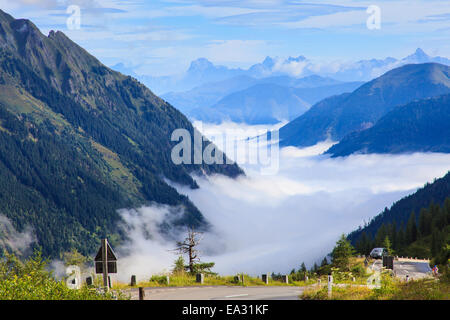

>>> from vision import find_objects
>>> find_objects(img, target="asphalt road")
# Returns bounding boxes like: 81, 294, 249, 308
372, 259, 432, 280
126, 286, 306, 300
393, 261, 432, 280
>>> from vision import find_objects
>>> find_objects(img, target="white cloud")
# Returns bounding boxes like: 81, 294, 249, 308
205, 40, 268, 64
115, 122, 450, 277
115, 204, 186, 281
0, 215, 36, 255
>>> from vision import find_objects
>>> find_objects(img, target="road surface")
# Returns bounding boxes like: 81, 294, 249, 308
372, 259, 432, 280
126, 286, 306, 300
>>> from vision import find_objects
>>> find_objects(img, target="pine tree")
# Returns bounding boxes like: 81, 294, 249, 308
383, 236, 393, 255
375, 224, 388, 247
406, 211, 418, 244
313, 263, 319, 272
418, 208, 428, 238
356, 232, 371, 255
300, 262, 307, 273
331, 234, 354, 271
431, 228, 444, 257
390, 223, 398, 251
444, 198, 450, 224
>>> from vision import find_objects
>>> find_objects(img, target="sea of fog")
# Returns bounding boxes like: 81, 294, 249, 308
115, 122, 450, 281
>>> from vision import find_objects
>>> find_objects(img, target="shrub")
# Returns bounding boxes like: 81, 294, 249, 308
0, 251, 122, 300
149, 275, 169, 285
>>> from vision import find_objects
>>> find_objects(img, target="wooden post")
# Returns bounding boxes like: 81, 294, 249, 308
102, 238, 109, 292
130, 275, 136, 286
327, 275, 333, 298
139, 287, 145, 300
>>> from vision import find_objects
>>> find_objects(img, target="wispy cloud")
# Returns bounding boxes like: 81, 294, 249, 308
0, 215, 36, 255
3, 0, 450, 84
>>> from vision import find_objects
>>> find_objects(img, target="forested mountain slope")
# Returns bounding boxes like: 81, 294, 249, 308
327, 94, 450, 156
348, 171, 450, 259
0, 10, 242, 257
280, 63, 450, 147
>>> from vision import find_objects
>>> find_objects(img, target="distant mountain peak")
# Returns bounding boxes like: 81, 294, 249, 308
188, 58, 214, 71
287, 55, 307, 63
403, 48, 431, 63
262, 56, 276, 67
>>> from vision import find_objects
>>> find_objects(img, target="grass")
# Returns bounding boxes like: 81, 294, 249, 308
302, 285, 373, 300
113, 257, 371, 290
112, 273, 319, 290
301, 274, 450, 300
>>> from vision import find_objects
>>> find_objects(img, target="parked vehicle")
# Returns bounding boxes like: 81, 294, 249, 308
370, 247, 388, 259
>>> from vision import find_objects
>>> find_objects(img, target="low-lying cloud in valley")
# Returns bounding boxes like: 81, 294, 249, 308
116, 122, 450, 280
0, 215, 35, 256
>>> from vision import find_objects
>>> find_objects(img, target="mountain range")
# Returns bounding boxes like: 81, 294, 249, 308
163, 72, 363, 124
112, 48, 450, 95
188, 81, 363, 124
0, 10, 241, 257
279, 63, 450, 148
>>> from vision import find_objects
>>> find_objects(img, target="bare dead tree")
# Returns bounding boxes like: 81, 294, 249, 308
173, 227, 203, 274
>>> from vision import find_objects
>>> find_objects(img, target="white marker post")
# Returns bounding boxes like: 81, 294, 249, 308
328, 275, 333, 298
102, 238, 109, 292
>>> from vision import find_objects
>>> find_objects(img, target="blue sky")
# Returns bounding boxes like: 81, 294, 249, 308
1, 0, 449, 76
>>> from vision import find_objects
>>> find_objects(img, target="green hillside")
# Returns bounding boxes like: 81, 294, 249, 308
0, 10, 242, 258
327, 94, 450, 156
348, 172, 450, 264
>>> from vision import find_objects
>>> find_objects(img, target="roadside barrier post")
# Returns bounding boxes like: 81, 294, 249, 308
130, 275, 136, 286
328, 275, 333, 298
139, 287, 145, 300
196, 273, 204, 284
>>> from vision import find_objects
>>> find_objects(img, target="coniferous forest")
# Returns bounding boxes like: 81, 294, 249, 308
0, 10, 242, 259
348, 171, 450, 264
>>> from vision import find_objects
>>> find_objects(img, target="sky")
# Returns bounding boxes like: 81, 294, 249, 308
1, 0, 449, 76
